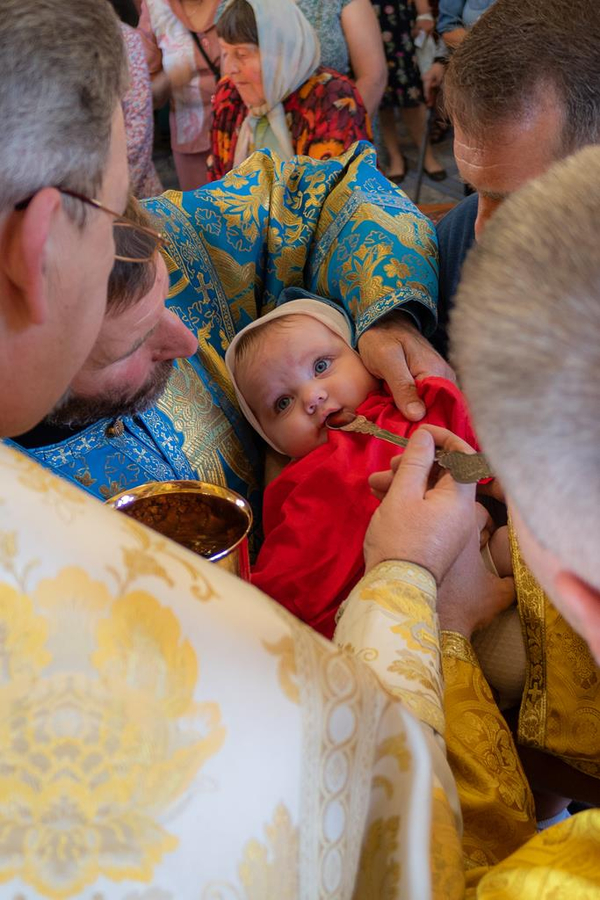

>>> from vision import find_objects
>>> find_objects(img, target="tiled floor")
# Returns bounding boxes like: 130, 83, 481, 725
393, 120, 464, 207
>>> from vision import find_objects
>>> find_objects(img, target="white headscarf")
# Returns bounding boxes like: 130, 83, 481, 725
227, 0, 321, 166
225, 296, 352, 453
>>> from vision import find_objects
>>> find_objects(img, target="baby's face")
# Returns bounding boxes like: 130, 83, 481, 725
238, 315, 378, 457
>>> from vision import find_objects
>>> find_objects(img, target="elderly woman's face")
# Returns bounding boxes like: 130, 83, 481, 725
219, 39, 265, 108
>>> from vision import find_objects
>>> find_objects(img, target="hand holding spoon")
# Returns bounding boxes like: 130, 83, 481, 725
325, 410, 493, 484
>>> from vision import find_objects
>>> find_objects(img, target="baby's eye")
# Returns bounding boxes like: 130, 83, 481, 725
314, 358, 331, 375
275, 396, 291, 413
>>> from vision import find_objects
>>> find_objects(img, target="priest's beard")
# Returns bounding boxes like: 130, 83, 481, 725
46, 359, 175, 428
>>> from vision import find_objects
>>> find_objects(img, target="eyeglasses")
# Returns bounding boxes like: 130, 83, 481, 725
15, 187, 166, 263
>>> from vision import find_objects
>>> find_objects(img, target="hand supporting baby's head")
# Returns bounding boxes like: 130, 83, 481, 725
225, 297, 378, 457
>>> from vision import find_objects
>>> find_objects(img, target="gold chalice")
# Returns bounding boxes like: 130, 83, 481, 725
106, 480, 253, 579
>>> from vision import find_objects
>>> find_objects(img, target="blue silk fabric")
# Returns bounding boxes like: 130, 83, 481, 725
6, 144, 438, 519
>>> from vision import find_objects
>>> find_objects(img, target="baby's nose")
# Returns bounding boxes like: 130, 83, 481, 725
304, 384, 327, 414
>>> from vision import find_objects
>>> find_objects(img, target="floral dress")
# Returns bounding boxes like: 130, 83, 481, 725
295, 0, 355, 73
372, 1, 424, 108
120, 24, 163, 197
207, 67, 372, 181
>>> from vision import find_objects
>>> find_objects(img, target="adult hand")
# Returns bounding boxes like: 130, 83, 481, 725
437, 519, 515, 639
364, 428, 477, 582
168, 59, 197, 90
417, 425, 515, 636
442, 26, 468, 51
358, 312, 456, 422
477, 476, 506, 505
422, 61, 446, 107
414, 0, 435, 36
413, 19, 434, 38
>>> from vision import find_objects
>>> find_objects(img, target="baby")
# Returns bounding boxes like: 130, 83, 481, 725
226, 294, 525, 704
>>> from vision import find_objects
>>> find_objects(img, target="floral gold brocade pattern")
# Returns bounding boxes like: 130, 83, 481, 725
353, 817, 401, 897
473, 808, 600, 897
335, 562, 465, 897
147, 143, 438, 347
237, 804, 299, 899
337, 561, 445, 735
0, 565, 225, 898
157, 358, 258, 500
441, 637, 536, 871
430, 787, 465, 900
510, 526, 600, 777
442, 631, 480, 667
3, 443, 469, 897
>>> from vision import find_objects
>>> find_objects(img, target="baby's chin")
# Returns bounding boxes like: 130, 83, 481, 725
284, 428, 329, 460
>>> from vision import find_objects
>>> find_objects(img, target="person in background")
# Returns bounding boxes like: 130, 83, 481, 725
422, 0, 495, 122
217, 0, 388, 120
108, 0, 164, 197
296, 0, 387, 120
437, 0, 495, 49
373, 0, 446, 183
209, 0, 371, 180
138, 0, 221, 189
434, 0, 600, 357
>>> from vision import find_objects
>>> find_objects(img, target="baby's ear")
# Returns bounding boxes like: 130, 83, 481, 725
554, 570, 600, 665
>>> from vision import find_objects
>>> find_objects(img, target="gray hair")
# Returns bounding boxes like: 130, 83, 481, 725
0, 0, 128, 211
450, 145, 600, 589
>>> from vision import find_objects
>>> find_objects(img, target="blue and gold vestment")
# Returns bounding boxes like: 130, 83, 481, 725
6, 143, 438, 513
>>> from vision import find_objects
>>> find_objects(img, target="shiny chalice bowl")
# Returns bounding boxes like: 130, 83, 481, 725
106, 480, 252, 580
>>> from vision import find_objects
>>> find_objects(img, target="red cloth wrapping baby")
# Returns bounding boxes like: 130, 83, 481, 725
252, 376, 479, 638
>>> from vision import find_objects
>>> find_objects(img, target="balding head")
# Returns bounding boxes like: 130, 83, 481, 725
451, 146, 600, 654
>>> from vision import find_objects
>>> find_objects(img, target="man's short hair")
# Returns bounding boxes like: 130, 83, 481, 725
0, 0, 128, 212
107, 196, 159, 315
444, 0, 600, 154
450, 145, 600, 589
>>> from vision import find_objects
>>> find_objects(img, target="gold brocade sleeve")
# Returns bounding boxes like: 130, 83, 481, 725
442, 631, 537, 874
471, 808, 600, 898
335, 561, 445, 734
335, 561, 465, 900
509, 523, 600, 778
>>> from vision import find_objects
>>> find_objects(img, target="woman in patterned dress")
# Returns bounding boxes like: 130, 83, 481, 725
216, 0, 387, 120
108, 0, 163, 197
296, 0, 388, 120
373, 0, 446, 182
138, 0, 221, 190
208, 0, 372, 181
